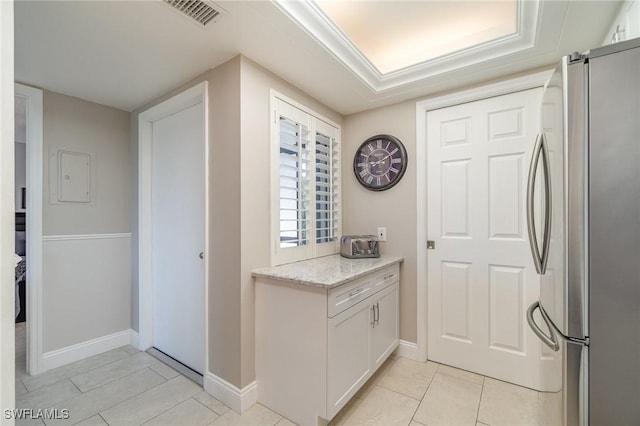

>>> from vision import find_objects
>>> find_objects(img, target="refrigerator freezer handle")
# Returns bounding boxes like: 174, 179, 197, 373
526, 301, 560, 352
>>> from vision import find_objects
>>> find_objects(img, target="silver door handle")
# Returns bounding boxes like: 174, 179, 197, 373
539, 135, 552, 274
526, 301, 559, 352
526, 133, 552, 274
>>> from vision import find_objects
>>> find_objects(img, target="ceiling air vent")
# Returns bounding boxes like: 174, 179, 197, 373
163, 0, 221, 26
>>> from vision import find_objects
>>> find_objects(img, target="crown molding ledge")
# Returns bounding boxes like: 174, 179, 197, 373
272, 0, 541, 93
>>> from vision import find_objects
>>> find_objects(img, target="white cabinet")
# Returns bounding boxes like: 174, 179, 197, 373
327, 299, 372, 416
326, 281, 399, 419
255, 261, 400, 426
371, 284, 399, 370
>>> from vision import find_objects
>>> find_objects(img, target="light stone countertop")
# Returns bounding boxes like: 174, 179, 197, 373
252, 254, 404, 289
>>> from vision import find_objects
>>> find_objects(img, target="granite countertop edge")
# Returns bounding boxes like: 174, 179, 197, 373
252, 254, 404, 289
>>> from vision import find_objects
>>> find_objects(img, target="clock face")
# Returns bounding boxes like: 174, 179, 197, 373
353, 134, 407, 191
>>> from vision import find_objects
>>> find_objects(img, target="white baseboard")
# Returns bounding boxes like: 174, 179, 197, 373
129, 329, 140, 350
42, 329, 132, 371
204, 372, 257, 414
395, 339, 426, 362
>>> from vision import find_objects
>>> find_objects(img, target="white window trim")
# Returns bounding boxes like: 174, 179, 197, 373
270, 90, 342, 266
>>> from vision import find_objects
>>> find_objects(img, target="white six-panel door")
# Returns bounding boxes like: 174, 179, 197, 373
427, 88, 552, 390
152, 102, 205, 374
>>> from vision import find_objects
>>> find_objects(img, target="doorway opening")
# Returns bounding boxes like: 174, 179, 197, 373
14, 83, 44, 377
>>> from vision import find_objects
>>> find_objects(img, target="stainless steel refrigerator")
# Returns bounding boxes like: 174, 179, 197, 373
526, 37, 640, 426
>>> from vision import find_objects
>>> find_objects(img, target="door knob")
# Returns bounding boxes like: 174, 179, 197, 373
199, 252, 204, 259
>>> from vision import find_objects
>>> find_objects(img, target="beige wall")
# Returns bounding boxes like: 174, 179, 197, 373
43, 90, 131, 235
132, 55, 343, 389
132, 57, 244, 386
342, 100, 418, 343
41, 90, 132, 352
238, 56, 342, 387
206, 57, 243, 386
43, 238, 131, 351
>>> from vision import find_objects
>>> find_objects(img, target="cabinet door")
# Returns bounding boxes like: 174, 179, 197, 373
371, 282, 399, 370
327, 299, 372, 419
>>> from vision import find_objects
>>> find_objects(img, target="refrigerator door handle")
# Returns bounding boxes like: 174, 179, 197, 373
527, 134, 544, 274
526, 301, 560, 352
526, 133, 552, 275
539, 134, 552, 274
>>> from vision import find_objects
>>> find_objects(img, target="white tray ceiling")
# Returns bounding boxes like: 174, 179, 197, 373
14, 1, 622, 115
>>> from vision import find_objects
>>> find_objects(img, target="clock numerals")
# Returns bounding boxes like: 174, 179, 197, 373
367, 143, 376, 154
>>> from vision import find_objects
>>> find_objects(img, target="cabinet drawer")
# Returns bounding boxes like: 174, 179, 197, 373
328, 276, 372, 318
372, 264, 400, 292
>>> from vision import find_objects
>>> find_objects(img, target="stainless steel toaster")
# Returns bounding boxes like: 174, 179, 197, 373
340, 235, 380, 258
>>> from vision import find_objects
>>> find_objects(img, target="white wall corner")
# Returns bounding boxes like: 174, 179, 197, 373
395, 340, 424, 362
41, 330, 132, 372
204, 372, 257, 414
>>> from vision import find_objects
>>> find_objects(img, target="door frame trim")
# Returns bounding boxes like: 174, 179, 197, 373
414, 70, 552, 362
137, 82, 209, 372
15, 83, 45, 375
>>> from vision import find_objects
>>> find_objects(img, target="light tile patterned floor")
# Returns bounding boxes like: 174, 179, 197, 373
16, 325, 555, 425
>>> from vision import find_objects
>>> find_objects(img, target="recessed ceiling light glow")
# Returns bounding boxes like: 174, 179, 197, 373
314, 0, 518, 74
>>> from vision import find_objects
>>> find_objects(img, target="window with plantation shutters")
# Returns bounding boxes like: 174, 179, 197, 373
278, 116, 310, 248
314, 127, 339, 245
271, 93, 341, 265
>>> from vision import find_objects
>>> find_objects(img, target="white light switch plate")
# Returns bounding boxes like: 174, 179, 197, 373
377, 227, 387, 241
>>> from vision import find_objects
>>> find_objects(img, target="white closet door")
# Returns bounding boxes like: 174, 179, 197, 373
152, 102, 205, 374
427, 88, 552, 390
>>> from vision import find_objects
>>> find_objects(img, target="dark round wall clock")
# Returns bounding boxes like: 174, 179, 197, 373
353, 134, 407, 191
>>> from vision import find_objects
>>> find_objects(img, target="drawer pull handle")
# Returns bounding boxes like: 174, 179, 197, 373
375, 302, 380, 326
349, 288, 364, 298
371, 305, 375, 326
384, 274, 395, 280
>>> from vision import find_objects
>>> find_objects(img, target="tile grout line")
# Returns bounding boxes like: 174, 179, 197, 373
475, 375, 487, 425
99, 375, 203, 426
71, 357, 161, 394
98, 413, 110, 425
408, 361, 439, 425
135, 398, 184, 426
23, 347, 138, 393
191, 395, 229, 417
69, 377, 83, 395
50, 367, 172, 425
337, 356, 398, 426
